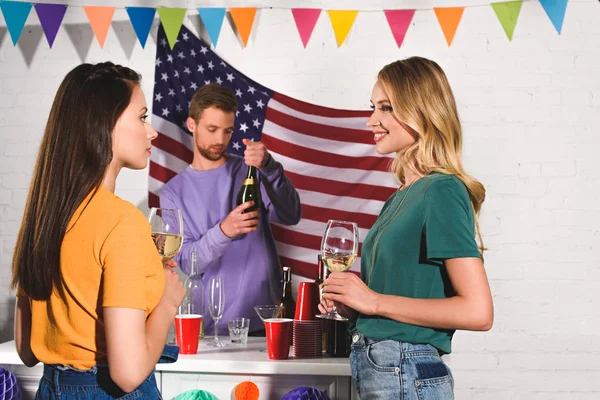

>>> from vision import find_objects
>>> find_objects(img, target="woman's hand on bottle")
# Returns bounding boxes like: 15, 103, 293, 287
161, 269, 186, 311
220, 201, 260, 238
242, 138, 270, 168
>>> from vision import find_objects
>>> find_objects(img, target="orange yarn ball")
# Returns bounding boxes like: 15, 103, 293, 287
233, 381, 259, 400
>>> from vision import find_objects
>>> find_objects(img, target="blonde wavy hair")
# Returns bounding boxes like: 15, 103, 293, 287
378, 57, 486, 255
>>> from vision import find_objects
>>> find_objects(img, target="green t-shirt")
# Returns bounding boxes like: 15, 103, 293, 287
356, 173, 481, 354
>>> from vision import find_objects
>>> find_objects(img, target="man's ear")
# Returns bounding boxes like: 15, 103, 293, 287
186, 117, 195, 133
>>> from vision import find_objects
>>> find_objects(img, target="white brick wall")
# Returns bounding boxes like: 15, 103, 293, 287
1, 0, 599, 398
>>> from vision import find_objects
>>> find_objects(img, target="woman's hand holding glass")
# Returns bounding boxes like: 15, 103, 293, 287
160, 269, 186, 311
319, 272, 376, 320
317, 220, 359, 321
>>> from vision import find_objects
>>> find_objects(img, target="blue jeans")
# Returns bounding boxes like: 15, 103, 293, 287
34, 344, 178, 399
350, 331, 454, 400
36, 364, 161, 399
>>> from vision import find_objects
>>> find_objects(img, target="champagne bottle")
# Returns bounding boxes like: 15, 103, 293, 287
236, 165, 261, 213
278, 266, 296, 320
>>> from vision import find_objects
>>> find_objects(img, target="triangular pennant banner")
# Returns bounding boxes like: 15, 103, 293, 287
291, 8, 321, 48
126, 7, 155, 48
83, 6, 115, 48
384, 9, 415, 48
491, 1, 523, 41
229, 8, 257, 47
327, 10, 358, 47
434, 7, 464, 46
539, 0, 568, 34
198, 7, 226, 47
0, 0, 33, 45
156, 7, 187, 50
34, 3, 67, 48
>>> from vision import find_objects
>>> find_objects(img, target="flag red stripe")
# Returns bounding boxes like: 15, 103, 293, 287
272, 224, 363, 256
271, 224, 321, 250
149, 192, 160, 208
150, 161, 178, 184
266, 107, 374, 144
284, 171, 395, 202
154, 132, 193, 164
279, 256, 319, 280
279, 256, 360, 280
262, 134, 390, 172
272, 92, 372, 119
301, 204, 377, 229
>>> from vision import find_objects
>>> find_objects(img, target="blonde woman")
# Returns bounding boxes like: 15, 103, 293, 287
319, 57, 493, 399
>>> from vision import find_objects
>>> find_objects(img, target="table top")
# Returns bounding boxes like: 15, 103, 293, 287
0, 338, 351, 376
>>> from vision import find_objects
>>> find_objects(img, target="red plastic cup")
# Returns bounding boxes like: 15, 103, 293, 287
174, 314, 202, 354
294, 282, 319, 321
264, 318, 293, 360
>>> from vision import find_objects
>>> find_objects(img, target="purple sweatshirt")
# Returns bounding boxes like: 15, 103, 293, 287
159, 154, 301, 334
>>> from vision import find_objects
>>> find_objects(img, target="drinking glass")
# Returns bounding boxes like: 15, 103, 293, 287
254, 305, 281, 353
148, 208, 183, 262
316, 220, 359, 321
207, 278, 226, 348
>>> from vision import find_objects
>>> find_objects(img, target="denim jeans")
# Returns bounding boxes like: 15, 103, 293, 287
36, 364, 161, 399
34, 344, 178, 399
350, 331, 454, 400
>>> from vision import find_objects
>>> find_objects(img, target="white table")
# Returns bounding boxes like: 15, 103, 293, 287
0, 338, 359, 399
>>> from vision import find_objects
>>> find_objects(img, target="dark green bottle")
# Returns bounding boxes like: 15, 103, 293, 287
236, 165, 261, 213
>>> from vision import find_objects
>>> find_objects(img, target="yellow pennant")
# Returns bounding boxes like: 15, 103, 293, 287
327, 10, 358, 47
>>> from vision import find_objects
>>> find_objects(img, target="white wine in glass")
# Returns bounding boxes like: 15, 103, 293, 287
148, 208, 184, 262
317, 220, 359, 321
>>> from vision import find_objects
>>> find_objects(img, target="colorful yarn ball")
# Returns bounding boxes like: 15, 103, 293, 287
0, 367, 22, 400
233, 381, 259, 400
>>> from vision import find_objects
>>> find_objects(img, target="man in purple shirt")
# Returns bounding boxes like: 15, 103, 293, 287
160, 83, 301, 335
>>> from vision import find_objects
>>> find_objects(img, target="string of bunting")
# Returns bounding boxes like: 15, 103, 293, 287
0, 0, 570, 50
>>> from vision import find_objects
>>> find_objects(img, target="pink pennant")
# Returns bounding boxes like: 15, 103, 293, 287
384, 9, 415, 48
291, 8, 321, 48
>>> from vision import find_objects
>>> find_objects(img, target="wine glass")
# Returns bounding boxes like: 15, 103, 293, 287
316, 220, 359, 321
207, 278, 226, 348
148, 208, 184, 262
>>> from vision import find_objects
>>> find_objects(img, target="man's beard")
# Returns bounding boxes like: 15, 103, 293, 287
198, 146, 226, 161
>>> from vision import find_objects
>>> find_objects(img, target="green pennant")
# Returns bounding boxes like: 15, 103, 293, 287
156, 7, 187, 49
491, 1, 523, 41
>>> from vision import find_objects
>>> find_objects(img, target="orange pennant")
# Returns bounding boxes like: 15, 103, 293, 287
433, 7, 464, 46
229, 8, 257, 47
84, 6, 115, 48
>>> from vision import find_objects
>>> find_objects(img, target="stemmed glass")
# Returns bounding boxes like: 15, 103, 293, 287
207, 278, 226, 348
316, 220, 359, 321
253, 305, 281, 353
148, 208, 184, 262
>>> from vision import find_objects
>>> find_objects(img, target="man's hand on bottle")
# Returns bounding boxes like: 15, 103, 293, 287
242, 138, 270, 168
220, 201, 260, 238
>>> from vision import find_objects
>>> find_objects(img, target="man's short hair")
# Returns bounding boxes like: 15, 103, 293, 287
188, 83, 237, 120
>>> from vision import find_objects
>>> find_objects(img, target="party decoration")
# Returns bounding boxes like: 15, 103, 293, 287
327, 10, 358, 47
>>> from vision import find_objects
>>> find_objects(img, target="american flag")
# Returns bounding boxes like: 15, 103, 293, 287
149, 25, 397, 279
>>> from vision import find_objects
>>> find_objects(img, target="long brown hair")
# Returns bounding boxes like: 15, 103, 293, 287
379, 57, 486, 255
11, 62, 141, 300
